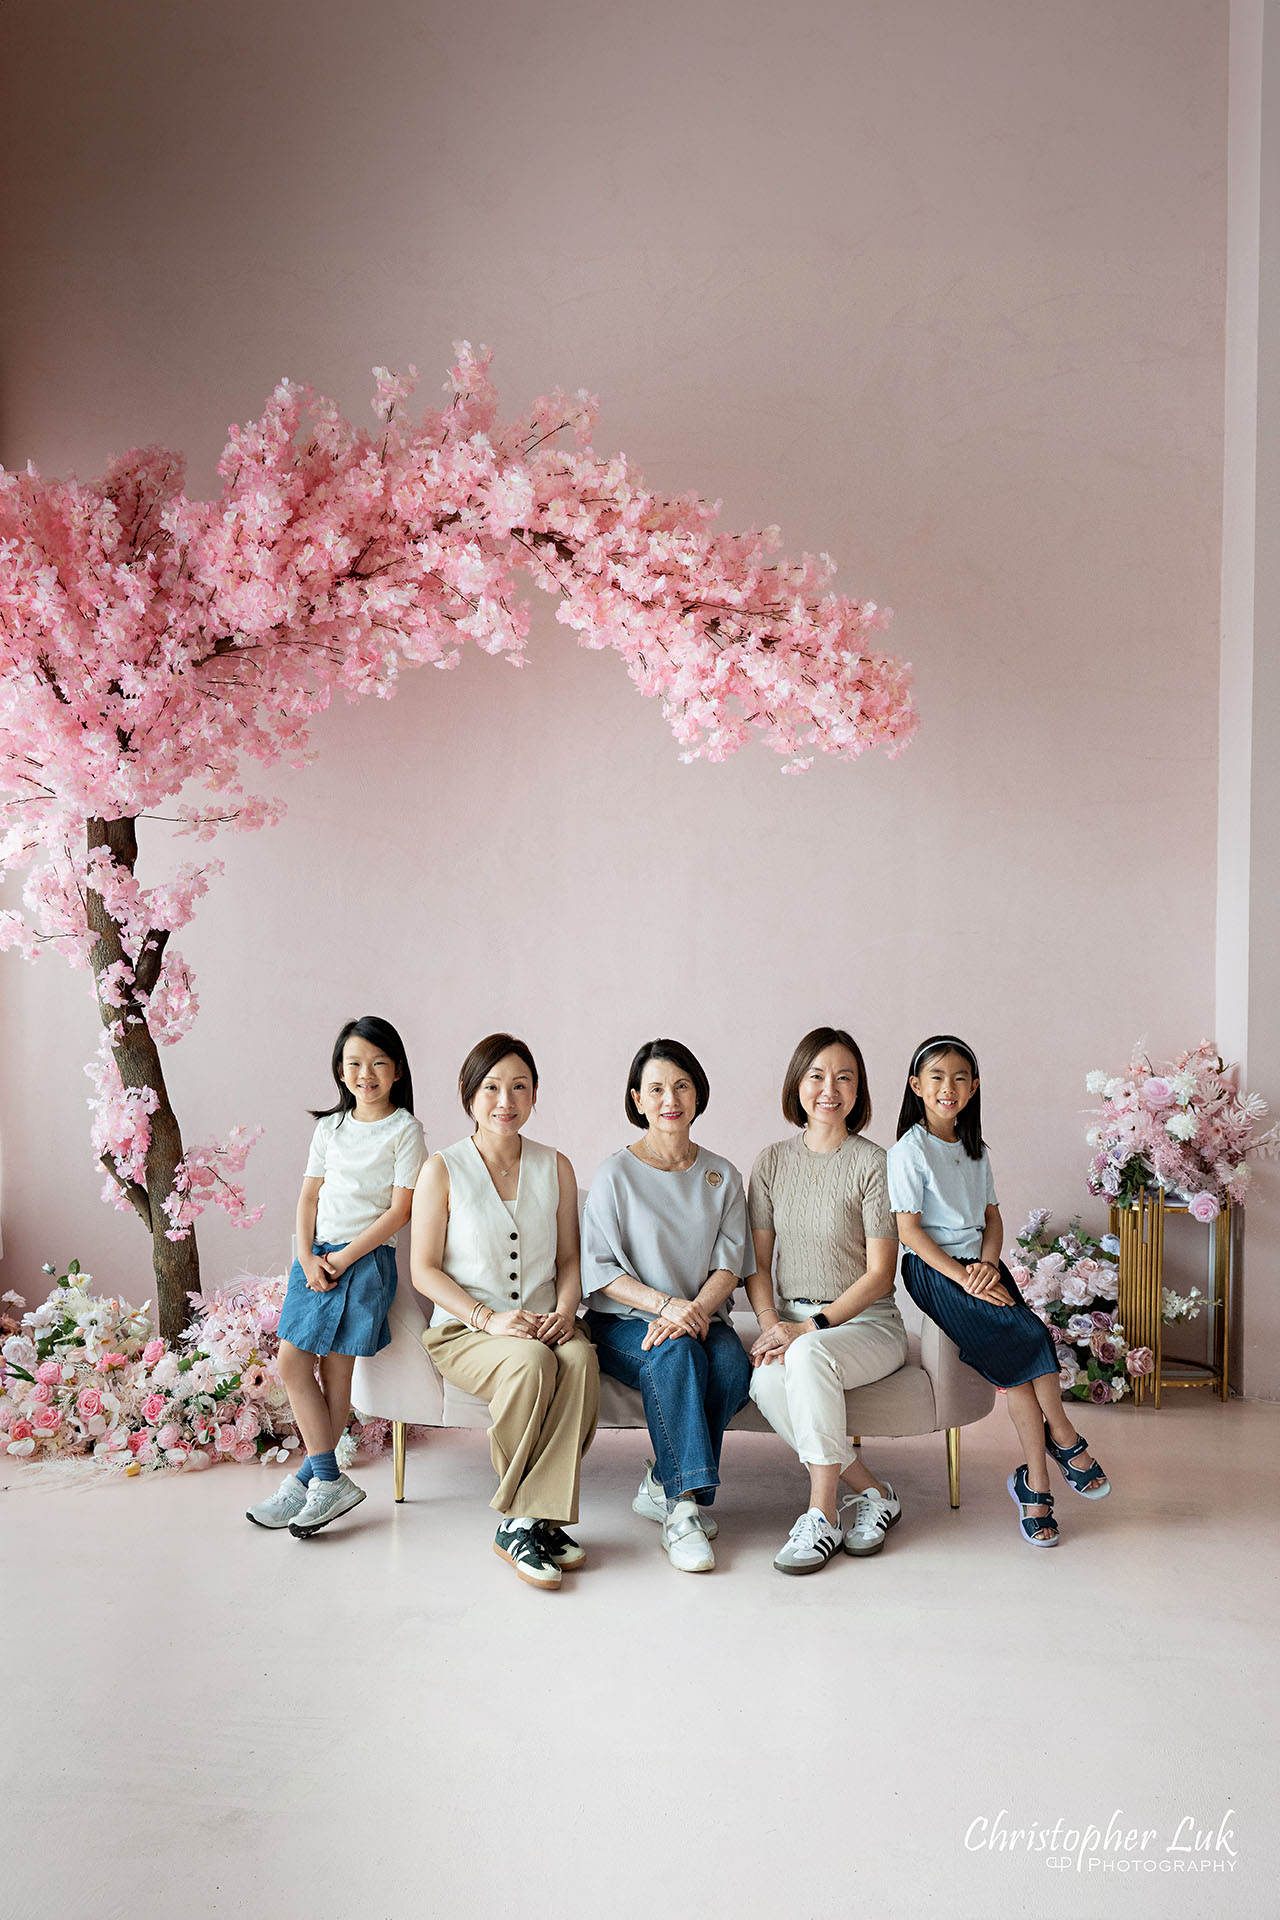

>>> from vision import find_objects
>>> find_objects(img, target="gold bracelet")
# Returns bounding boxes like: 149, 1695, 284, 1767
758, 1307, 780, 1324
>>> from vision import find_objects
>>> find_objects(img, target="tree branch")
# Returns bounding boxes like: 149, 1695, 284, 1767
99, 1152, 153, 1231
133, 927, 170, 998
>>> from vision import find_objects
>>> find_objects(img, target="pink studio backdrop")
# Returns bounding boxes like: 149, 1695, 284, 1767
0, 3, 1233, 1357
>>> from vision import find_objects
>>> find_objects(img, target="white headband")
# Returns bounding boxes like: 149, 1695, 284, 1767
910, 1037, 977, 1075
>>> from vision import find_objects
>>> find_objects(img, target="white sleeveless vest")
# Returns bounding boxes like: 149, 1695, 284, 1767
437, 1135, 559, 1324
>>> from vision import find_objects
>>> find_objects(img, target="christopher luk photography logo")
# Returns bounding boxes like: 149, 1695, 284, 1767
964, 1808, 1239, 1876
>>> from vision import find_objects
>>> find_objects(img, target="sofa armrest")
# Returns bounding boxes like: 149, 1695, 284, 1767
916, 1317, 997, 1428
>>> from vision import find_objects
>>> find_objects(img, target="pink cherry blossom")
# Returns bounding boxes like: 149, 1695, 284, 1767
1, 349, 916, 1334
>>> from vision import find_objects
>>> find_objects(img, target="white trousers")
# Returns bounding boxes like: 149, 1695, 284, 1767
748, 1304, 909, 1469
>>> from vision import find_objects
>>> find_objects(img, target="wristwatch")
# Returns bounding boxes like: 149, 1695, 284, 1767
810, 1310, 831, 1331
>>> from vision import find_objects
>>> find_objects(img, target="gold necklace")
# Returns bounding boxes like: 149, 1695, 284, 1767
638, 1136, 696, 1172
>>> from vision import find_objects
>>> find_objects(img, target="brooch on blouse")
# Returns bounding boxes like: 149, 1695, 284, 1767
705, 1169, 723, 1188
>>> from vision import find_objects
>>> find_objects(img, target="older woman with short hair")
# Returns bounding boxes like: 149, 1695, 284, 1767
582, 1038, 754, 1574
746, 1026, 908, 1575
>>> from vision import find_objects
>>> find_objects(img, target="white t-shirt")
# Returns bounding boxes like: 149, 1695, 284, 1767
885, 1125, 997, 1261
305, 1108, 426, 1246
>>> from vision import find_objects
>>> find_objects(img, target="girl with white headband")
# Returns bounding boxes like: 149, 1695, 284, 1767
886, 1035, 1111, 1548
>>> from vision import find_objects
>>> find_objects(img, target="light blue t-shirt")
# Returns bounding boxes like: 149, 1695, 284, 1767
885, 1125, 997, 1261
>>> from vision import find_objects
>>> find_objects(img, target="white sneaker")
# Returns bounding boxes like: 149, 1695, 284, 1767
246, 1472, 309, 1530
841, 1481, 902, 1557
633, 1463, 718, 1538
288, 1472, 367, 1537
661, 1497, 716, 1573
773, 1506, 844, 1575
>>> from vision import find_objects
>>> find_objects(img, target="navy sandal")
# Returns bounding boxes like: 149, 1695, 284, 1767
1044, 1424, 1110, 1499
1006, 1464, 1059, 1547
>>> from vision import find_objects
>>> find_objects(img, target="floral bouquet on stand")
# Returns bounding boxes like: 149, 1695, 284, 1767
1085, 1041, 1278, 1215
1010, 1211, 1153, 1404
0, 1260, 394, 1471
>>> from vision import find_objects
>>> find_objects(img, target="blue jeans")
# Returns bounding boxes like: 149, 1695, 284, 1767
587, 1312, 752, 1505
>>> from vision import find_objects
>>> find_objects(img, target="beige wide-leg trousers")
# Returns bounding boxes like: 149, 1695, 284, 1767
423, 1323, 600, 1523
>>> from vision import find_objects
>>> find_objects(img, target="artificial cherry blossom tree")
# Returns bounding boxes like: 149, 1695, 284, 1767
0, 345, 916, 1337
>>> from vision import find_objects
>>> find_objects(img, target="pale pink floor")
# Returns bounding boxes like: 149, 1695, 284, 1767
3, 1398, 1275, 1920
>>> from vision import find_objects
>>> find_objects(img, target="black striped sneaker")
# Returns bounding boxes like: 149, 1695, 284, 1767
535, 1522, 586, 1570
494, 1520, 562, 1589
772, 1507, 844, 1575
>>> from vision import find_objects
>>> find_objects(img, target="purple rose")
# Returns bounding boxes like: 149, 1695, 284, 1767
1090, 1310, 1115, 1330
1088, 1378, 1113, 1404
1090, 1334, 1120, 1364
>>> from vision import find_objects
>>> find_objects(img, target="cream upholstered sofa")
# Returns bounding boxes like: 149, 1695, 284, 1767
351, 1267, 996, 1508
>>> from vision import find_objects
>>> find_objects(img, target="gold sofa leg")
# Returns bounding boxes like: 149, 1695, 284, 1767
946, 1428, 960, 1509
393, 1420, 407, 1502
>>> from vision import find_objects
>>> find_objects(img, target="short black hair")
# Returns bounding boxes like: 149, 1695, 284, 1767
781, 1026, 872, 1136
896, 1034, 984, 1160
625, 1038, 710, 1130
311, 1015, 413, 1123
459, 1032, 539, 1118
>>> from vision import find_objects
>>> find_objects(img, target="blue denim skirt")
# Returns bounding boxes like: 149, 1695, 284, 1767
900, 1253, 1058, 1389
276, 1241, 398, 1358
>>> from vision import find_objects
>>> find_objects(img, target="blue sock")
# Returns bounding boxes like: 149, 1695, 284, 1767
295, 1456, 314, 1486
308, 1450, 339, 1483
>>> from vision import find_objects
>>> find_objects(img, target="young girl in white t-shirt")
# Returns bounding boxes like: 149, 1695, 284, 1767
886, 1034, 1111, 1548
246, 1015, 425, 1538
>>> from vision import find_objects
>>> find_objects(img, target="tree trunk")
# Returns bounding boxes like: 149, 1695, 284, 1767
86, 817, 200, 1341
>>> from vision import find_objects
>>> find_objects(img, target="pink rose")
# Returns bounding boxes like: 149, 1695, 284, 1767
97, 1351, 127, 1371
33, 1405, 62, 1432
142, 1338, 166, 1365
1008, 1264, 1032, 1289
1188, 1191, 1220, 1223
76, 1387, 103, 1420
1142, 1078, 1174, 1111
28, 1381, 55, 1406
1058, 1357, 1079, 1390
156, 1422, 183, 1450
129, 1433, 154, 1463
1127, 1347, 1155, 1376
35, 1360, 62, 1385
216, 1424, 237, 1452
9, 1418, 34, 1441
1088, 1378, 1113, 1403
232, 1439, 258, 1463
1059, 1273, 1094, 1308
141, 1393, 168, 1424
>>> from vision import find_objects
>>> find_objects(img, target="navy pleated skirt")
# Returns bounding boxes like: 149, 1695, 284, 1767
901, 1253, 1058, 1389
276, 1241, 398, 1357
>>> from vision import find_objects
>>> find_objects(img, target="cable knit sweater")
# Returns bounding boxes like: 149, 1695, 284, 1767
747, 1132, 898, 1306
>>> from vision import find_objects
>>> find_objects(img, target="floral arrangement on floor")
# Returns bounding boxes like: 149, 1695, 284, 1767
1085, 1041, 1278, 1215
1009, 1211, 1153, 1404
0, 1261, 394, 1471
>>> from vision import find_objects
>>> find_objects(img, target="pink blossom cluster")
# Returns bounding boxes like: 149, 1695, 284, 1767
0, 344, 917, 1241
1085, 1043, 1279, 1214
0, 1262, 394, 1472
1010, 1211, 1152, 1404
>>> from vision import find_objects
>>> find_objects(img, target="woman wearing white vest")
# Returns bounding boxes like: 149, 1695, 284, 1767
411, 1033, 599, 1590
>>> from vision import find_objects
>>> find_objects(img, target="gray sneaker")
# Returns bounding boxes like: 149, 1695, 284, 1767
632, 1462, 718, 1538
288, 1472, 367, 1537
773, 1507, 844, 1575
246, 1472, 309, 1530
840, 1481, 902, 1556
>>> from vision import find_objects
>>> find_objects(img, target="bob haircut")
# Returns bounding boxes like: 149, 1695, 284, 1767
625, 1038, 710, 1130
459, 1032, 539, 1118
311, 1015, 414, 1123
896, 1034, 984, 1161
781, 1026, 872, 1136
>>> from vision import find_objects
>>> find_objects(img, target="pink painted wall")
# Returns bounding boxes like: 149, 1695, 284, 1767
0, 3, 1232, 1365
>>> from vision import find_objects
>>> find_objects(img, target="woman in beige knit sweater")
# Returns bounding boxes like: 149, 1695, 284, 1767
745, 1027, 908, 1576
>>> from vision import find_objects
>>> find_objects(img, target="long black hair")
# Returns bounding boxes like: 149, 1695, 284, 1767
311, 1015, 414, 1123
896, 1034, 984, 1160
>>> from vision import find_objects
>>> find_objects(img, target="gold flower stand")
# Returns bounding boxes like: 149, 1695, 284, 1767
1110, 1190, 1233, 1406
